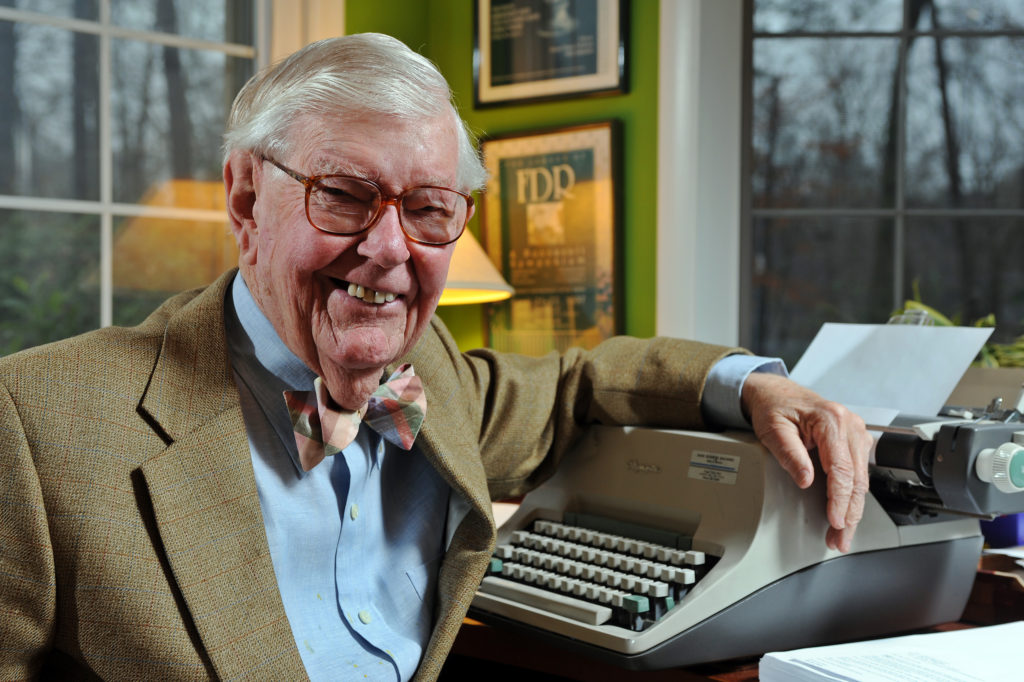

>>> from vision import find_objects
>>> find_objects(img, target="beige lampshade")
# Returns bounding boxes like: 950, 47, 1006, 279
438, 230, 514, 305
112, 180, 237, 293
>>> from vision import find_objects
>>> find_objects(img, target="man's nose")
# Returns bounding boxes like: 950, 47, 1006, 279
356, 203, 410, 267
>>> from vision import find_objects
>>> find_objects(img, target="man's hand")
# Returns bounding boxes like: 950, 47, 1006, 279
741, 372, 872, 553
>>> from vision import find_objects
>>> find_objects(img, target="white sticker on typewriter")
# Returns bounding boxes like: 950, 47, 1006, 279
688, 451, 740, 484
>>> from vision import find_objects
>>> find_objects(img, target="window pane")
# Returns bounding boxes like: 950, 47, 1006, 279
3, 0, 99, 20
752, 38, 899, 209
0, 210, 100, 356
111, 37, 252, 207
927, 1, 1024, 30
905, 218, 1024, 344
112, 215, 237, 326
753, 0, 902, 33
906, 37, 1024, 209
0, 20, 99, 199
751, 217, 894, 365
110, 0, 253, 44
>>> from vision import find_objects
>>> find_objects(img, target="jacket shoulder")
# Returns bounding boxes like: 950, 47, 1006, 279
0, 273, 232, 431
0, 285, 204, 372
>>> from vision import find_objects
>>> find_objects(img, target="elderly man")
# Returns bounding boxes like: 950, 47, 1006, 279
0, 34, 870, 681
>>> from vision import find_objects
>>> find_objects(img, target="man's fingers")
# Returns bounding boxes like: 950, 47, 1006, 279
768, 424, 863, 552
821, 420, 872, 542
764, 409, 872, 550
821, 437, 854, 531
758, 421, 814, 489
826, 523, 858, 553
840, 427, 872, 529
742, 372, 872, 552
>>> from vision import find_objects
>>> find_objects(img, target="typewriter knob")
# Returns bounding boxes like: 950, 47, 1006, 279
975, 443, 1024, 494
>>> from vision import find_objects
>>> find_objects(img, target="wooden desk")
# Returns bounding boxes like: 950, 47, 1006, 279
443, 617, 759, 681
441, 561, 1024, 682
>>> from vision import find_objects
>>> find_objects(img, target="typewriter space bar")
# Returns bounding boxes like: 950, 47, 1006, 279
479, 577, 613, 625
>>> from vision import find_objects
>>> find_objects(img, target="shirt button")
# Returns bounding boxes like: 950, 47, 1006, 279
350, 503, 359, 520
377, 441, 385, 455
358, 610, 372, 624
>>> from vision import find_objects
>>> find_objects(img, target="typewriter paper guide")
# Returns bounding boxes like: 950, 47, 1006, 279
790, 323, 993, 417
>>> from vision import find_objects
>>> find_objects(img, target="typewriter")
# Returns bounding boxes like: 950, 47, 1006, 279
469, 411, 1024, 669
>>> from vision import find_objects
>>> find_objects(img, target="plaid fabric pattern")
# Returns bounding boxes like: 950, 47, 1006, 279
283, 364, 426, 471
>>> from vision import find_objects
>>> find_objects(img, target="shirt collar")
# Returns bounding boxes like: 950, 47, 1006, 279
225, 272, 317, 476
228, 273, 316, 391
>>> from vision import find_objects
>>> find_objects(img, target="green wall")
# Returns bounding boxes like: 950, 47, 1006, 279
346, 0, 660, 349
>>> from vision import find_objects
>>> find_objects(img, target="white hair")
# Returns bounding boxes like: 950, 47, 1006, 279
222, 33, 487, 191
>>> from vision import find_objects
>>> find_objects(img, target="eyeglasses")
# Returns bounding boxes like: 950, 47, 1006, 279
262, 156, 473, 246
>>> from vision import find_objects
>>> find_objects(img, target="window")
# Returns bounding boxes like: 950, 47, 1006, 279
0, 0, 258, 355
743, 0, 1024, 366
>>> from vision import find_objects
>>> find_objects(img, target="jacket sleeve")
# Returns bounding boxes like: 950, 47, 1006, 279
0, 379, 57, 679
409, 318, 744, 501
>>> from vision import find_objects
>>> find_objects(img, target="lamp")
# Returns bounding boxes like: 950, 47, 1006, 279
112, 180, 237, 292
439, 230, 514, 305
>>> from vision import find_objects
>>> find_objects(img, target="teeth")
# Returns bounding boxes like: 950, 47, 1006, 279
346, 282, 395, 305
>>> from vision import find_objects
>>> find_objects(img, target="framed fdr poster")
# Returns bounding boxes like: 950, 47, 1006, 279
481, 122, 620, 356
474, 0, 628, 106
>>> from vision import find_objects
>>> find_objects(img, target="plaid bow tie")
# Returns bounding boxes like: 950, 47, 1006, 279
283, 363, 426, 472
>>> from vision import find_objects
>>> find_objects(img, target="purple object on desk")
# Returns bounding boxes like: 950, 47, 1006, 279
981, 513, 1024, 548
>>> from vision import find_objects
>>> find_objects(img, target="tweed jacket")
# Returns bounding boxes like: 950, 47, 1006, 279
0, 269, 737, 681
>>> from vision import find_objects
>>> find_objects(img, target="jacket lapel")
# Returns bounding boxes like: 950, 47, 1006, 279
413, 425, 496, 682
137, 271, 306, 680
392, 339, 499, 681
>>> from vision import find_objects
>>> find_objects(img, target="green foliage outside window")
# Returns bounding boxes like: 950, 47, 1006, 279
895, 296, 1024, 368
0, 211, 100, 356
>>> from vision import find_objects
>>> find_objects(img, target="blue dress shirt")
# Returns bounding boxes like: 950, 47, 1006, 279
703, 354, 788, 427
224, 274, 449, 681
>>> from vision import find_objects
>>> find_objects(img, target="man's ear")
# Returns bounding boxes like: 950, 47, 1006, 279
224, 150, 259, 265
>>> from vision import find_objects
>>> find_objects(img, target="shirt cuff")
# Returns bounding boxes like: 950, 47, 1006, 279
702, 354, 788, 429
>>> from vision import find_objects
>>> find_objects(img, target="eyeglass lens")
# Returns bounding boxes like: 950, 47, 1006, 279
308, 176, 468, 244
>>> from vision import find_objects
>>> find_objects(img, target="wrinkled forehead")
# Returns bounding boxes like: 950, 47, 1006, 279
282, 110, 462, 187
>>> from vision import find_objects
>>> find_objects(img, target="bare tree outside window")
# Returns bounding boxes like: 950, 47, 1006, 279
745, 0, 1024, 366
0, 0, 255, 356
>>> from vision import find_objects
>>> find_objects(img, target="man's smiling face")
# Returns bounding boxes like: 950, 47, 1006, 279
235, 111, 466, 409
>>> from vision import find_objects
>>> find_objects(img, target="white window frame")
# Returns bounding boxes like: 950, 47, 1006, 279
0, 1, 345, 330
656, 0, 744, 346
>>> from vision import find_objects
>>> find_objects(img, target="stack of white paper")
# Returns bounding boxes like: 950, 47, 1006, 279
759, 621, 1024, 681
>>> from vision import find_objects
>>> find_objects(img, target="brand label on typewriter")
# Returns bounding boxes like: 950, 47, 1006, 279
688, 451, 740, 484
